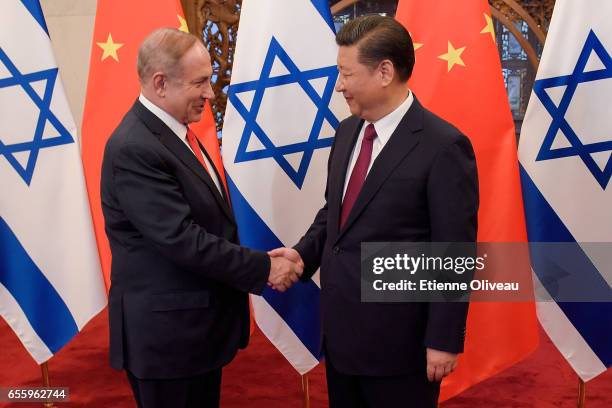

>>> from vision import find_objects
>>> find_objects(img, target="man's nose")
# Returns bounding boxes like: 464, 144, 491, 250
203, 83, 215, 100
335, 78, 344, 93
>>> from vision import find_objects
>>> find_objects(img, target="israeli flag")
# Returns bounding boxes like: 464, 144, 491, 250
223, 0, 349, 373
518, 0, 612, 380
0, 0, 106, 363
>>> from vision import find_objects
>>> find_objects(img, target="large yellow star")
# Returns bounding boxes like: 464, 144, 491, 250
178, 15, 189, 33
480, 13, 496, 43
438, 41, 466, 72
97, 33, 123, 62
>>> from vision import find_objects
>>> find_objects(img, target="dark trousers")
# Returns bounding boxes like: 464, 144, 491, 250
126, 369, 222, 408
325, 355, 440, 408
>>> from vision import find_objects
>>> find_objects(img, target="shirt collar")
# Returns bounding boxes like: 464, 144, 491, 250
368, 90, 414, 144
139, 94, 187, 139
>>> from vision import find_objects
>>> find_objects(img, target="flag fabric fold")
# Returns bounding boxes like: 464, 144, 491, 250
396, 0, 539, 399
0, 0, 106, 363
518, 0, 612, 381
222, 0, 350, 374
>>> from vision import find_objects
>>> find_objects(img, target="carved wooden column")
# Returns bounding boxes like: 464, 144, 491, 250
181, 0, 241, 132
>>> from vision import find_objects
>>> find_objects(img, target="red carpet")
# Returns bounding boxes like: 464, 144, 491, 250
1, 310, 610, 407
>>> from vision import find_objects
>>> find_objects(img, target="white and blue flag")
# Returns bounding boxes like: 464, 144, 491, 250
0, 0, 106, 363
223, 0, 349, 373
518, 0, 612, 381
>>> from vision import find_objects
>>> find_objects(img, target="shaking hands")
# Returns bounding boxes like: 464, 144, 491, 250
267, 247, 305, 292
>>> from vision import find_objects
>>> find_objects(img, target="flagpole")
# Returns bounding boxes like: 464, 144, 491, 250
577, 378, 586, 408
40, 362, 56, 408
301, 374, 311, 408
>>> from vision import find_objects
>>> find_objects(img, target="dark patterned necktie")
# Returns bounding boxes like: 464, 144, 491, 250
340, 123, 377, 227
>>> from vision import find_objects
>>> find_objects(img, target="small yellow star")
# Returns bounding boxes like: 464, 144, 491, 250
438, 41, 466, 72
409, 32, 423, 50
178, 15, 189, 33
97, 33, 123, 62
480, 13, 496, 43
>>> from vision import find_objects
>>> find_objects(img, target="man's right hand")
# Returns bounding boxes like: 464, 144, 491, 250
269, 247, 304, 269
268, 255, 303, 292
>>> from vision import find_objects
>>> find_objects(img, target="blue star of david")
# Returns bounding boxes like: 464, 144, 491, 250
533, 30, 612, 189
228, 36, 339, 188
0, 47, 74, 185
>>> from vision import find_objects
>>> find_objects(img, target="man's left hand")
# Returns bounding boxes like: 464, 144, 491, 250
426, 348, 458, 382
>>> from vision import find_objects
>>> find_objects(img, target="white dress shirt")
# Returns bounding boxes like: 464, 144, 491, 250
342, 91, 415, 199
139, 94, 223, 195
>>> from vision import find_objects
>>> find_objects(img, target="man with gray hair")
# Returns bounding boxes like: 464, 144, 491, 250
101, 28, 302, 408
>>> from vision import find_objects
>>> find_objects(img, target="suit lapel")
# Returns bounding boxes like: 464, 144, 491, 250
199, 142, 231, 203
132, 100, 235, 223
328, 116, 363, 238
335, 98, 426, 244
196, 140, 236, 222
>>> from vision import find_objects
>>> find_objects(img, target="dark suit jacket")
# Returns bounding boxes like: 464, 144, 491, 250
294, 97, 479, 376
101, 100, 270, 380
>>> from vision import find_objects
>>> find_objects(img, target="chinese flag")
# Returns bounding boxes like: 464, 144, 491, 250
81, 0, 227, 289
396, 0, 539, 400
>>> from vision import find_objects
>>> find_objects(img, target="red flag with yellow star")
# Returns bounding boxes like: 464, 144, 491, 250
82, 0, 226, 289
396, 0, 539, 400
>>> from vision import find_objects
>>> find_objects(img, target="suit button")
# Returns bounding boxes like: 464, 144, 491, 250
333, 246, 340, 254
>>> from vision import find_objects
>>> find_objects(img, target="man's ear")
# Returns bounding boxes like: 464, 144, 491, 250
379, 60, 395, 87
151, 72, 166, 97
